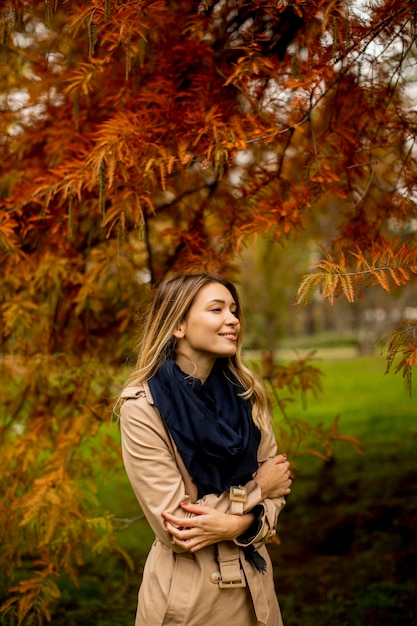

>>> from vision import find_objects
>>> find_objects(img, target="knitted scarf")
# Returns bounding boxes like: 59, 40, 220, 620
148, 359, 260, 497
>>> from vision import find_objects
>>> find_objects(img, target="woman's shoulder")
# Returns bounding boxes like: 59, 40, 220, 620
119, 382, 173, 445
119, 381, 159, 426
120, 380, 154, 404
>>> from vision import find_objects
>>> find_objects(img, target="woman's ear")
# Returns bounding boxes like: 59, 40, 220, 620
173, 323, 185, 339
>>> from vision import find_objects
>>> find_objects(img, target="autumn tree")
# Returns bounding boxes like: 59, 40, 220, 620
1, 0, 417, 622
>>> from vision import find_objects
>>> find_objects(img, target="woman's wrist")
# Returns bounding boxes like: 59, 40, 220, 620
235, 505, 264, 544
234, 511, 256, 537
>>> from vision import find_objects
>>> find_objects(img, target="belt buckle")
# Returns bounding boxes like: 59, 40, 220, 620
229, 485, 247, 503
218, 568, 246, 588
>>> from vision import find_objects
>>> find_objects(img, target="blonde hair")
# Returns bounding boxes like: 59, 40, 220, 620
116, 272, 271, 431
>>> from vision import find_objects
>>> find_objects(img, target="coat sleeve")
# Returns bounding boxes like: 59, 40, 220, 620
120, 393, 192, 552
236, 422, 286, 549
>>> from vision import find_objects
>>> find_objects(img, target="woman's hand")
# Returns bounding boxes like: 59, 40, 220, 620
254, 454, 292, 499
162, 502, 255, 552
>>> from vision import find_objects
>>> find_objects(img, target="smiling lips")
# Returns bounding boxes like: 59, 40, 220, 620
219, 332, 237, 340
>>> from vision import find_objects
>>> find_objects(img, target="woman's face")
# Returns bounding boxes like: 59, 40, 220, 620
173, 281, 240, 372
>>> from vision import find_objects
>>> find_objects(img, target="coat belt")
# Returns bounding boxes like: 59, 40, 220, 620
216, 542, 269, 624
216, 542, 245, 587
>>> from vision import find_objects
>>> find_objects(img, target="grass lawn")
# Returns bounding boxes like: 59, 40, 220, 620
57, 355, 417, 625
272, 356, 417, 626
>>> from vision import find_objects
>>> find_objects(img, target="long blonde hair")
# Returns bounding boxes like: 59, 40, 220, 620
116, 272, 271, 431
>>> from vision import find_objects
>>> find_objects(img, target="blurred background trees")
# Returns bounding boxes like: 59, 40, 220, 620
1, 0, 416, 622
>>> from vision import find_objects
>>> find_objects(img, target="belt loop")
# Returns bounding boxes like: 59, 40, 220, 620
230, 485, 247, 515
215, 542, 246, 588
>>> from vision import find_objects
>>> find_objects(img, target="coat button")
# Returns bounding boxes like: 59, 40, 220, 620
209, 571, 221, 584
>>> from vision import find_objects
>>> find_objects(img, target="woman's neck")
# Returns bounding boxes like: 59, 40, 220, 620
175, 353, 215, 384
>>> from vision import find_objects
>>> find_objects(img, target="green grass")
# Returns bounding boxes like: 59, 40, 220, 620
57, 355, 417, 626
272, 356, 417, 626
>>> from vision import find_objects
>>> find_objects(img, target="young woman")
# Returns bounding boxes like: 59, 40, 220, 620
117, 272, 292, 626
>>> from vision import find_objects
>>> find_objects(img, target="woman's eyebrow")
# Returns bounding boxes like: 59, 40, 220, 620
207, 299, 237, 306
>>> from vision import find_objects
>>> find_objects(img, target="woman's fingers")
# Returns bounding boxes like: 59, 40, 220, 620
254, 455, 293, 498
164, 519, 195, 539
179, 501, 210, 515
164, 517, 214, 551
162, 509, 202, 529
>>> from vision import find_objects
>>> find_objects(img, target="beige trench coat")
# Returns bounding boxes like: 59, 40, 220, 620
120, 382, 286, 626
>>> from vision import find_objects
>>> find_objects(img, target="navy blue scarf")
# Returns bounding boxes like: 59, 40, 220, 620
148, 359, 261, 498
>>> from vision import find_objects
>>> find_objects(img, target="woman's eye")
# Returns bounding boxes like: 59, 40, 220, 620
209, 307, 238, 315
